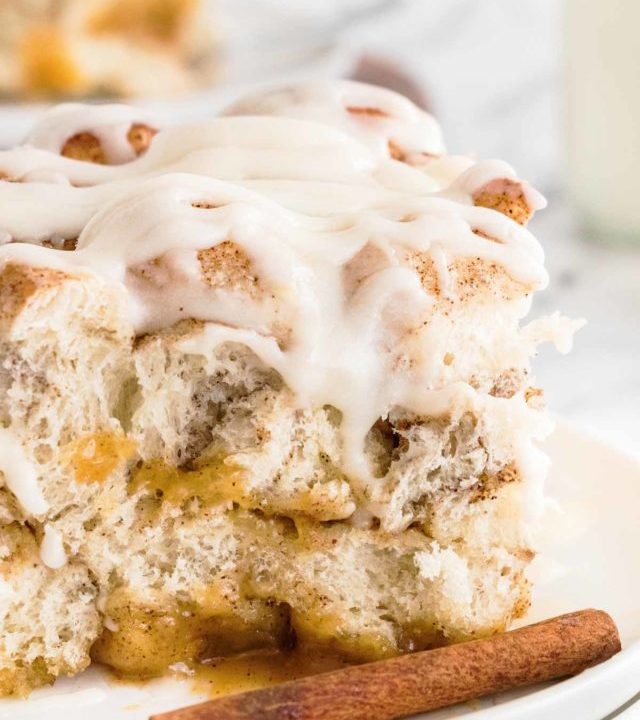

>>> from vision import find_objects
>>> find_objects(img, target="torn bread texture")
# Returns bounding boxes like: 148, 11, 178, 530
0, 81, 573, 696
0, 263, 542, 694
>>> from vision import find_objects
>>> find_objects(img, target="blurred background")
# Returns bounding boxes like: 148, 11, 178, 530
0, 0, 637, 453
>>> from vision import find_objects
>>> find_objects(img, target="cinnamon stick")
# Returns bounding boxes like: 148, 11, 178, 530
151, 609, 620, 720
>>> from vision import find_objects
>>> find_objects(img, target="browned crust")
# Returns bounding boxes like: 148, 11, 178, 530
61, 123, 157, 164
61, 132, 107, 164
127, 123, 158, 155
197, 242, 258, 295
403, 251, 529, 304
452, 256, 525, 302
346, 106, 388, 118
130, 240, 259, 300
387, 140, 405, 161
0, 522, 38, 574
40, 237, 78, 251
473, 178, 533, 225
133, 317, 203, 348
0, 263, 75, 331
471, 463, 520, 503
489, 368, 527, 399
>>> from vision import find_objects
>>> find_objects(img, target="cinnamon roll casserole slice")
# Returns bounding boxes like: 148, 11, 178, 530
0, 82, 582, 695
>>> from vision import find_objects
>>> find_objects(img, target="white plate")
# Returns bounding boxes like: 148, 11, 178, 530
2, 422, 639, 720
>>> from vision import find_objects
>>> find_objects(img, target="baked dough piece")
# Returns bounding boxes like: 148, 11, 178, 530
0, 81, 580, 695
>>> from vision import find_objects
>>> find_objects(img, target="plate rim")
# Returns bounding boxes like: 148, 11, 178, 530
445, 420, 640, 720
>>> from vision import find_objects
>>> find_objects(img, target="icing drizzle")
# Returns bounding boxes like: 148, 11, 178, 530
0, 81, 553, 519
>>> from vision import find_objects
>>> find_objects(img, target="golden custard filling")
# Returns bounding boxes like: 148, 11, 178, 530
129, 454, 246, 507
49, 429, 526, 684
64, 432, 137, 485
90, 588, 458, 681
91, 589, 292, 678
4, 423, 517, 693
91, 587, 357, 696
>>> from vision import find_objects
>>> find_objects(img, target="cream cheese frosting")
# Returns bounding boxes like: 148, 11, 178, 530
39, 523, 68, 569
26, 103, 158, 165
222, 81, 447, 160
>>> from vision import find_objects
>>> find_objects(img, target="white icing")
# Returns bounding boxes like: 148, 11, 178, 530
40, 524, 68, 569
0, 81, 560, 513
0, 428, 48, 515
222, 80, 446, 160
26, 103, 159, 165
21, 170, 71, 185
179, 323, 486, 492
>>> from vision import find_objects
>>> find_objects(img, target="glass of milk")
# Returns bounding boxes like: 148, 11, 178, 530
566, 0, 640, 244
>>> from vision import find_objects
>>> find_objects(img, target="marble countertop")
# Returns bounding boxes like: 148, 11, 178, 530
532, 199, 640, 457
